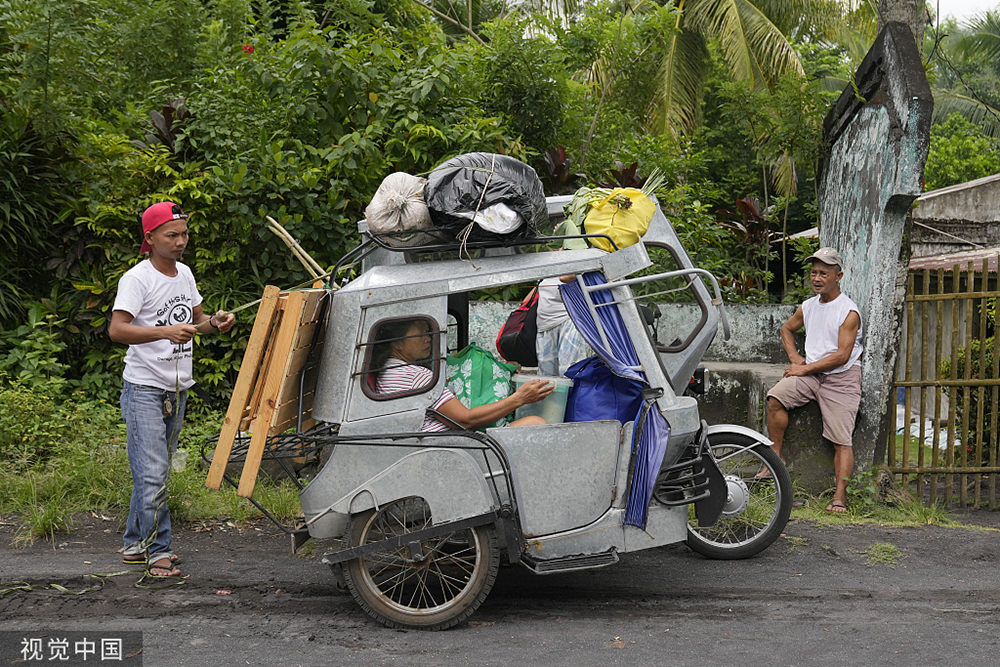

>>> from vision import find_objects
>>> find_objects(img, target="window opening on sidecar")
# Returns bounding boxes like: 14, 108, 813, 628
358, 316, 445, 401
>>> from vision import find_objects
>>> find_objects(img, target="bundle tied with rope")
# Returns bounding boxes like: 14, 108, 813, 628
424, 152, 548, 260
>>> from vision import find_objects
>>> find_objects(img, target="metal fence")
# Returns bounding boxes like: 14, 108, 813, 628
889, 258, 1000, 508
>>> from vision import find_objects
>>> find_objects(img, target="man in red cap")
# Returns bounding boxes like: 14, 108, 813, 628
109, 202, 235, 578
765, 247, 863, 514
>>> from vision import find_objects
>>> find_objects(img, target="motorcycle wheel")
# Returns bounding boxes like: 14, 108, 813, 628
344, 497, 500, 630
685, 431, 792, 560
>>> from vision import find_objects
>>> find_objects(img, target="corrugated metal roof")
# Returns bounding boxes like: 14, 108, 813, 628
908, 246, 1000, 272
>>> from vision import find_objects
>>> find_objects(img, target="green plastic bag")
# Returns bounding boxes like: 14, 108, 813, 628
446, 343, 519, 429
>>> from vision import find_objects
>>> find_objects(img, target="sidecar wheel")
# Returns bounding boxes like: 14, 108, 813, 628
685, 432, 792, 560
343, 497, 500, 630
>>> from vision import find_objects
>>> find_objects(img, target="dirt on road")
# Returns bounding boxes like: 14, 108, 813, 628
2, 509, 999, 666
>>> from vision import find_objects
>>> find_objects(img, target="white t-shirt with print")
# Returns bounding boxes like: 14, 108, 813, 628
113, 259, 203, 391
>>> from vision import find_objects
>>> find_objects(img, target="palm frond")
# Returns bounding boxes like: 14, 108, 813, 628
957, 9, 1000, 78
932, 92, 1000, 139
690, 0, 803, 90
748, 0, 844, 39
649, 25, 711, 135
771, 150, 797, 199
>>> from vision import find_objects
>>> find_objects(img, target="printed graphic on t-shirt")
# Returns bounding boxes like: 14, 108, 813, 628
154, 294, 193, 358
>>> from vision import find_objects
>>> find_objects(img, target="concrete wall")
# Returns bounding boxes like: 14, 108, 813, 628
911, 174, 1000, 258
817, 21, 933, 470
466, 302, 797, 364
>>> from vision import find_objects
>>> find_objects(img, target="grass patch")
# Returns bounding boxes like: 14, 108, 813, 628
782, 535, 808, 552
862, 542, 902, 567
0, 381, 304, 545
789, 467, 986, 530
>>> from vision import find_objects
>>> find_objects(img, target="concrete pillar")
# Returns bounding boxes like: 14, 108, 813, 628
817, 22, 933, 470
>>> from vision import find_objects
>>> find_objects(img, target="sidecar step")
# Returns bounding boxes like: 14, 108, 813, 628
520, 549, 619, 574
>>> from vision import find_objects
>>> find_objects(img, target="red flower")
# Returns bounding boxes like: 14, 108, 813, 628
242, 44, 254, 54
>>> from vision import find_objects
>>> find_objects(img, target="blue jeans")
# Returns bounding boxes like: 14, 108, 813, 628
121, 381, 186, 560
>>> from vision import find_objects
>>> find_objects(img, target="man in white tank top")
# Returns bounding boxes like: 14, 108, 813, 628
766, 247, 863, 513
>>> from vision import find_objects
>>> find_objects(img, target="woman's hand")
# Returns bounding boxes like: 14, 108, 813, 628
514, 379, 554, 406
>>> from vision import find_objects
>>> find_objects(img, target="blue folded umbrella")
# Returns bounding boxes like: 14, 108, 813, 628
561, 272, 670, 529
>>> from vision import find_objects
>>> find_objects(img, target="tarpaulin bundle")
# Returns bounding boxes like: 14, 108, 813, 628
424, 152, 547, 243
560, 272, 670, 530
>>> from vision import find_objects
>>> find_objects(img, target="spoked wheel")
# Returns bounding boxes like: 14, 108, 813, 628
343, 497, 500, 630
686, 432, 793, 560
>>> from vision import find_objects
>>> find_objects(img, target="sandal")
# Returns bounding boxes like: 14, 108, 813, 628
124, 552, 180, 565
825, 500, 847, 513
146, 557, 182, 578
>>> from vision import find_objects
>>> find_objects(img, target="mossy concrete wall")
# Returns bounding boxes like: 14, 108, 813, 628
698, 362, 839, 494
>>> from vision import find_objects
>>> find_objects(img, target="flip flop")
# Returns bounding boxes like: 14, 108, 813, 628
146, 558, 182, 579
124, 553, 180, 565
825, 500, 847, 513
754, 468, 773, 480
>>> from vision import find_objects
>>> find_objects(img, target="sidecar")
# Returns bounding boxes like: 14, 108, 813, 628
209, 195, 792, 630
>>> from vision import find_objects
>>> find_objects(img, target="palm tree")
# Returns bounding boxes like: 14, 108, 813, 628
932, 9, 1000, 138
651, 0, 841, 136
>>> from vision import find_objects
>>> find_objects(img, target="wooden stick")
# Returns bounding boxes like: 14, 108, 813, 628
266, 216, 325, 278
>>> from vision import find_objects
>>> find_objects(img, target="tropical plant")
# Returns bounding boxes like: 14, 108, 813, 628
650, 0, 839, 136
923, 112, 1000, 191
716, 195, 777, 300
928, 9, 1000, 138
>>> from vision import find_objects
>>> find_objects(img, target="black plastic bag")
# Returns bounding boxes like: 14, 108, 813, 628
424, 152, 546, 242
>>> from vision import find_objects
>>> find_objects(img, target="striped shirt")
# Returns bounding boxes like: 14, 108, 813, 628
375, 358, 456, 432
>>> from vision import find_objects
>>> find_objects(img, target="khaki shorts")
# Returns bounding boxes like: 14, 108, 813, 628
767, 365, 862, 447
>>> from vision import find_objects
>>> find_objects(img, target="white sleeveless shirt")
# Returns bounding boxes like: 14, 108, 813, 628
802, 292, 863, 375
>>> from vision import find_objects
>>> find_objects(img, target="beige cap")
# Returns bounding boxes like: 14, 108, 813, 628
806, 247, 843, 267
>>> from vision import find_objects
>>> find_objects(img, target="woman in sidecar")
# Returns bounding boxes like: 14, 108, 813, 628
371, 318, 553, 430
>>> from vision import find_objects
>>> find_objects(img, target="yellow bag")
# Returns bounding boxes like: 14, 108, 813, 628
583, 188, 656, 252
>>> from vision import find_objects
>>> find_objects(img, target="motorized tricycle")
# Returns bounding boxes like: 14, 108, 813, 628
206, 194, 792, 630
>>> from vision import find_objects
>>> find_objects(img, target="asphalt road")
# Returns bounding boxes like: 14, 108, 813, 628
2, 511, 998, 667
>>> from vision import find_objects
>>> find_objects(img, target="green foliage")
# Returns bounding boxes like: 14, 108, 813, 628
466, 15, 568, 152
941, 331, 997, 467
923, 113, 1000, 191
0, 103, 75, 324
0, 0, 842, 393
0, 375, 62, 472
846, 467, 881, 510
0, 308, 69, 390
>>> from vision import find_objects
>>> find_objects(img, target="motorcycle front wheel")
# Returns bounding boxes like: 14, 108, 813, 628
686, 431, 793, 560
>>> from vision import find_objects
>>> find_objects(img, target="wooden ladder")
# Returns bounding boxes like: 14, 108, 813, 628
205, 285, 328, 497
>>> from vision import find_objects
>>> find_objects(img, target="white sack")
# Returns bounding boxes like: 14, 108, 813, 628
366, 172, 433, 246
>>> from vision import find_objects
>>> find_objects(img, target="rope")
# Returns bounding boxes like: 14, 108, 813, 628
456, 153, 498, 267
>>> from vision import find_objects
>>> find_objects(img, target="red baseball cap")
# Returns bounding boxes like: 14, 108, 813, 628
140, 202, 189, 253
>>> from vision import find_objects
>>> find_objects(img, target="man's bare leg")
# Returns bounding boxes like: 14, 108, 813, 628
766, 397, 789, 462
830, 444, 854, 510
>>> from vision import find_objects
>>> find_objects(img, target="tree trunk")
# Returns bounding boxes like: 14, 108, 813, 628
877, 0, 925, 52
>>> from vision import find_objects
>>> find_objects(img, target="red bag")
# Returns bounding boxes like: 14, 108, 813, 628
495, 288, 539, 367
